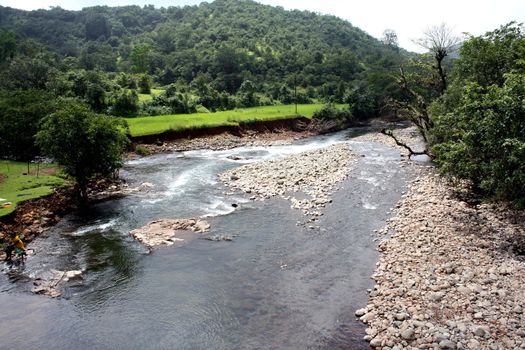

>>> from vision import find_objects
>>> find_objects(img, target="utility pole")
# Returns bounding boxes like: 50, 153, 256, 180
294, 74, 298, 115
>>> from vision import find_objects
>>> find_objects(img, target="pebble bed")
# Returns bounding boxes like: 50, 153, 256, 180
357, 173, 525, 350
220, 143, 356, 221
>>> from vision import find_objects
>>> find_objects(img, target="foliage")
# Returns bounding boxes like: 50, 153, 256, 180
109, 89, 139, 117
0, 0, 407, 114
430, 23, 525, 205
312, 104, 353, 122
454, 22, 525, 87
0, 90, 57, 161
36, 101, 129, 201
138, 74, 151, 94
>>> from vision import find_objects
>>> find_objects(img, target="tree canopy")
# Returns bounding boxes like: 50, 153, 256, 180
36, 101, 129, 201
0, 0, 407, 115
429, 23, 525, 205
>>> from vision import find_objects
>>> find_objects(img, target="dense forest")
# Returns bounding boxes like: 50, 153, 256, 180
0, 0, 404, 116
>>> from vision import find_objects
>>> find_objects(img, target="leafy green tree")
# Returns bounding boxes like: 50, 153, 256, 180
85, 14, 111, 40
0, 90, 56, 161
109, 89, 139, 117
432, 73, 525, 205
36, 101, 129, 202
454, 22, 525, 88
0, 29, 17, 64
430, 23, 525, 205
130, 43, 151, 73
2, 55, 56, 90
137, 74, 151, 94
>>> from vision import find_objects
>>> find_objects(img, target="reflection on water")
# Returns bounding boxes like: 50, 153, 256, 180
0, 127, 411, 349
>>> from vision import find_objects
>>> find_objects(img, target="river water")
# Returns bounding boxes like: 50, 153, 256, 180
0, 128, 411, 349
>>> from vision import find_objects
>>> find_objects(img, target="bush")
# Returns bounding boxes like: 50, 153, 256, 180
108, 90, 139, 117
431, 73, 525, 206
138, 74, 151, 94
134, 145, 150, 156
313, 104, 353, 121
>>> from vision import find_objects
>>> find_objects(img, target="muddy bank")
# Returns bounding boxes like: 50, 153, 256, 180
130, 117, 358, 155
131, 116, 313, 145
359, 173, 525, 349
0, 188, 74, 245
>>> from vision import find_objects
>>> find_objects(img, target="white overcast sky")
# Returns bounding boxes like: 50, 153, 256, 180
2, 0, 524, 52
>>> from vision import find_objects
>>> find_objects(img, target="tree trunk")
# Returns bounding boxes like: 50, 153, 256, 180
77, 181, 89, 206
436, 55, 447, 95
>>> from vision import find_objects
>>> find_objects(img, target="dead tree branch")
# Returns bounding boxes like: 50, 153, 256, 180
381, 129, 429, 159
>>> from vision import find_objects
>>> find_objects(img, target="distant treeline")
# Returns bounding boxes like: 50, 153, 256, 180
0, 0, 406, 117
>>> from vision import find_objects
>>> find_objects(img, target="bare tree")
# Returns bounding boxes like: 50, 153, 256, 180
414, 23, 462, 94
382, 29, 399, 48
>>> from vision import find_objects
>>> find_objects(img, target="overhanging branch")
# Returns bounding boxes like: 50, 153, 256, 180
381, 129, 429, 159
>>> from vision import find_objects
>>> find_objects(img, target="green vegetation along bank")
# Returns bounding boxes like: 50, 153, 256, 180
0, 161, 65, 217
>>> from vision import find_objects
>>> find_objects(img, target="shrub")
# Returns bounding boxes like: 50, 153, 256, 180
313, 104, 353, 121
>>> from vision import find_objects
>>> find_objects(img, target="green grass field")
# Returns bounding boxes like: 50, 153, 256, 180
0, 161, 66, 217
126, 104, 325, 137
138, 88, 164, 103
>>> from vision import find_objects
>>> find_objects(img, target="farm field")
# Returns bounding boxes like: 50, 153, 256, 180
126, 104, 325, 137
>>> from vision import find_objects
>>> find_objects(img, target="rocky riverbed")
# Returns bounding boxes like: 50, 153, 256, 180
219, 143, 356, 221
357, 173, 525, 350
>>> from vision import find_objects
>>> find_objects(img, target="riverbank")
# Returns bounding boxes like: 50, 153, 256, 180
358, 172, 525, 349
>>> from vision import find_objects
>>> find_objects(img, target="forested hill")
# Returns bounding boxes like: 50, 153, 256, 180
0, 0, 404, 110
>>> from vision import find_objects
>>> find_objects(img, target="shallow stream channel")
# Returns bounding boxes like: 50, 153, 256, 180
0, 127, 413, 349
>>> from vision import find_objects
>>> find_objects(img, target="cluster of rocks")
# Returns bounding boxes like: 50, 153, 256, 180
31, 269, 83, 298
220, 143, 356, 219
358, 173, 525, 349
129, 218, 210, 248
0, 203, 65, 247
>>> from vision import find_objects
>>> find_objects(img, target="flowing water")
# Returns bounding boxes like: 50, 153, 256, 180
0, 127, 412, 349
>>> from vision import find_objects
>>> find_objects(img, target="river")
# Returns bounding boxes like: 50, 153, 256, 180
0, 127, 411, 349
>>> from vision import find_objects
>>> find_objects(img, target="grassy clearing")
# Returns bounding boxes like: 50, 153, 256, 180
0, 161, 66, 217
126, 104, 325, 137
138, 88, 164, 103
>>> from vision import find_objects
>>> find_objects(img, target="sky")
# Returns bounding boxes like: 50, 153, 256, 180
2, 0, 524, 52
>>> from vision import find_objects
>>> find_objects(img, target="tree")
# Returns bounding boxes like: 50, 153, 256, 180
108, 89, 139, 117
85, 14, 111, 40
138, 74, 151, 94
382, 29, 399, 49
0, 29, 17, 64
0, 90, 56, 161
130, 44, 151, 74
429, 23, 525, 205
36, 102, 129, 202
415, 24, 462, 94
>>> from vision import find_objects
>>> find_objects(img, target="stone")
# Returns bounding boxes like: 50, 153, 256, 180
401, 328, 415, 340
429, 292, 446, 301
360, 312, 375, 323
370, 337, 382, 347
439, 340, 457, 349
394, 313, 409, 321
65, 270, 82, 280
473, 326, 489, 337
355, 308, 367, 317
